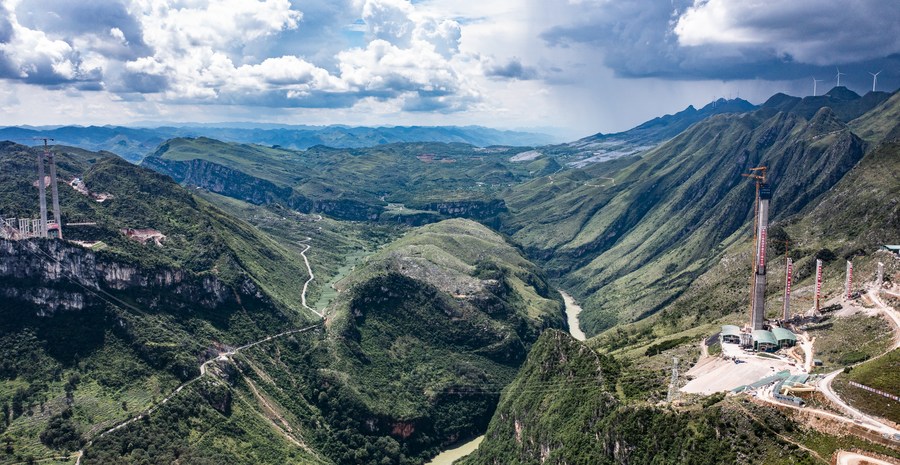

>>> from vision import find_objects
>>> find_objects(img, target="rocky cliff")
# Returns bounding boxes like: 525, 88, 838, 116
0, 237, 272, 315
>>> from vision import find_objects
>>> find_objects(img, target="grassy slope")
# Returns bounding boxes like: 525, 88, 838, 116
834, 348, 900, 424
0, 142, 316, 315
504, 104, 868, 337
808, 313, 893, 369
177, 219, 565, 465
82, 375, 329, 465
590, 94, 900, 354
84, 219, 567, 465
193, 189, 403, 308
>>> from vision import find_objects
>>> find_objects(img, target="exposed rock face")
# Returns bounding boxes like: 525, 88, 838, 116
143, 155, 293, 206
421, 199, 508, 226
0, 239, 261, 314
145, 155, 385, 221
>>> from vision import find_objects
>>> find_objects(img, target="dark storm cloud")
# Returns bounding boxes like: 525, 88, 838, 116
117, 71, 168, 94
485, 58, 538, 80
541, 0, 900, 85
14, 0, 151, 59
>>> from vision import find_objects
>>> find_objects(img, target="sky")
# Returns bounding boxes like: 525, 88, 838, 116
0, 0, 898, 139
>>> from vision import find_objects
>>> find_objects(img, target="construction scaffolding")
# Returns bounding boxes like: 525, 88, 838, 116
0, 216, 58, 240
815, 259, 824, 312
783, 257, 793, 320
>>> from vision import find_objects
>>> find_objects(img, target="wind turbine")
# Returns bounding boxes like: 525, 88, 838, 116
813, 78, 823, 96
869, 70, 881, 92
835, 67, 845, 87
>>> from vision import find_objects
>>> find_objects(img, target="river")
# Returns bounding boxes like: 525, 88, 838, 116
425, 436, 484, 465
559, 290, 586, 341
426, 291, 585, 464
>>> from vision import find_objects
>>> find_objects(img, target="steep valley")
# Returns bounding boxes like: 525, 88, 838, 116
503, 91, 891, 338
0, 140, 568, 464
1, 87, 899, 465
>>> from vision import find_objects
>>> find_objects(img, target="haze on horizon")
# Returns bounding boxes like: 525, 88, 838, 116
0, 0, 898, 139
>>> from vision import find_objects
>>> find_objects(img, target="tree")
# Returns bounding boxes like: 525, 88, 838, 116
40, 409, 84, 451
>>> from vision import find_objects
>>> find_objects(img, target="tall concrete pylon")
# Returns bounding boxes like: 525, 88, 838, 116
783, 258, 793, 320
845, 260, 853, 299
750, 183, 771, 330
47, 149, 62, 239
33, 138, 61, 239
815, 259, 824, 312
36, 150, 48, 238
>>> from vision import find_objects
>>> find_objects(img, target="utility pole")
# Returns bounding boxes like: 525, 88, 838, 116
667, 357, 679, 403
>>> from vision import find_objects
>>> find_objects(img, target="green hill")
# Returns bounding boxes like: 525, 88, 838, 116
598, 91, 900, 350
0, 141, 321, 313
0, 142, 563, 464
142, 138, 547, 224
834, 348, 900, 424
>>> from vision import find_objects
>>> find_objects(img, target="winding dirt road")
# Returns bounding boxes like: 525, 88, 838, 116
812, 287, 900, 438
298, 237, 323, 318
74, 236, 326, 464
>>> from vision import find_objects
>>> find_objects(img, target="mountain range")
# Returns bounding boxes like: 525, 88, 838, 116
0, 125, 559, 164
1, 86, 898, 464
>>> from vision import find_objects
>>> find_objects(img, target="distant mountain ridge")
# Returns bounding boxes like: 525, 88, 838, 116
759, 86, 891, 122
557, 97, 757, 168
0, 124, 558, 163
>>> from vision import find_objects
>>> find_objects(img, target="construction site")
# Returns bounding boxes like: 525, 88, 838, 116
680, 167, 900, 447
0, 140, 149, 248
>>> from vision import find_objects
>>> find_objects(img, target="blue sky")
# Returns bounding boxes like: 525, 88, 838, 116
0, 0, 898, 138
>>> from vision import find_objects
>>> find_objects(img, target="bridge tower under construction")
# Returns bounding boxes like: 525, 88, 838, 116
742, 166, 770, 332
750, 182, 771, 330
